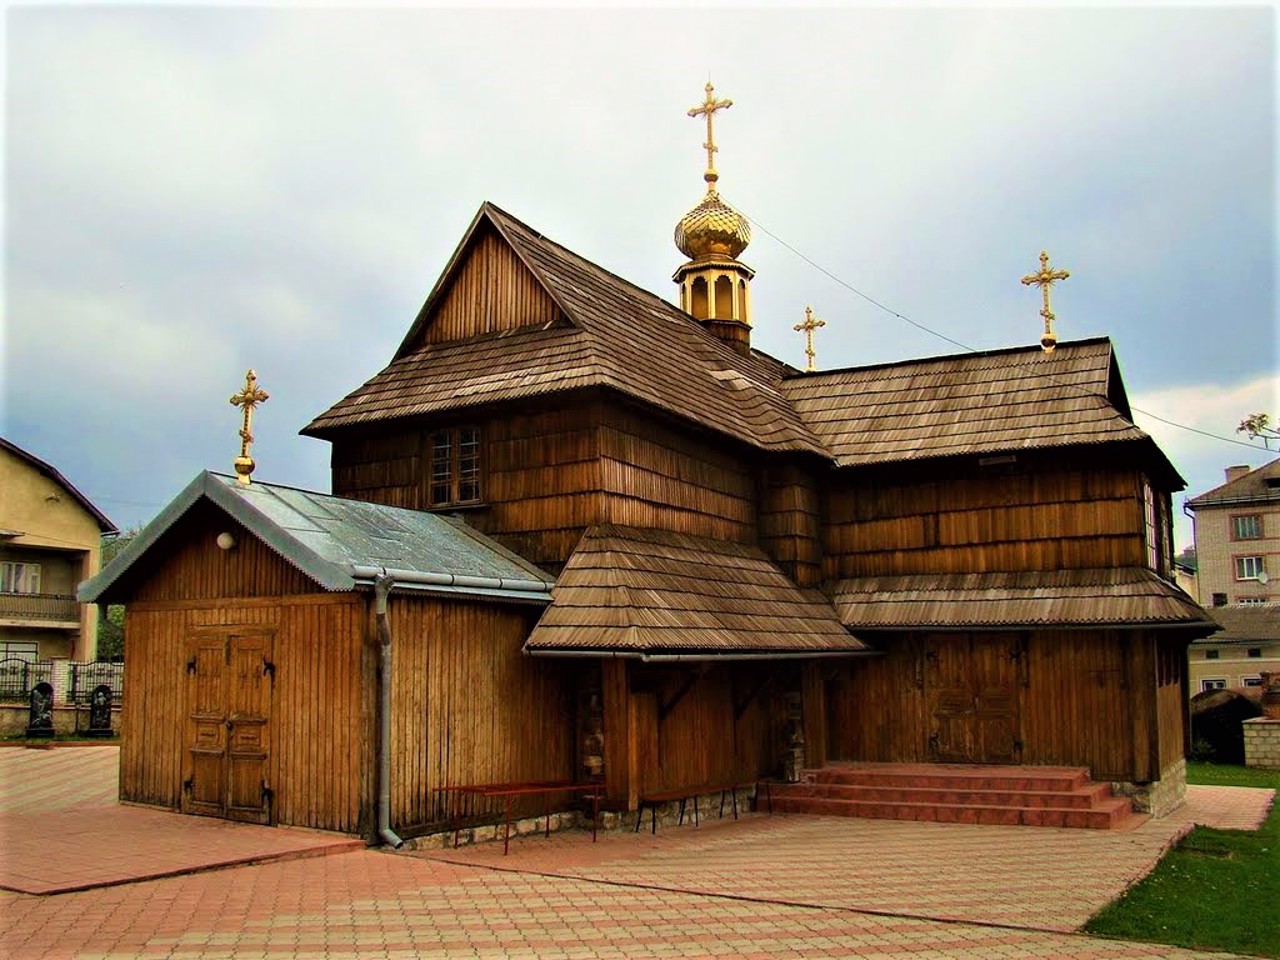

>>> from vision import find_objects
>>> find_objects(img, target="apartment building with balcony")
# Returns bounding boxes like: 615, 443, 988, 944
1186, 458, 1280, 694
0, 438, 116, 661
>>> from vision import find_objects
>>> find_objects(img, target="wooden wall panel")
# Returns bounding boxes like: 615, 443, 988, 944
599, 405, 756, 544
1156, 636, 1188, 773
759, 463, 822, 586
121, 594, 369, 835
1021, 630, 1136, 780
417, 228, 563, 347
330, 429, 422, 508
129, 504, 317, 602
827, 640, 926, 763
387, 597, 573, 833
825, 464, 1147, 578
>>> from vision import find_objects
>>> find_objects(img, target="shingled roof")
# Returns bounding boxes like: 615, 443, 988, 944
1186, 458, 1280, 507
524, 525, 870, 659
1200, 604, 1280, 643
828, 568, 1214, 631
304, 203, 821, 456
779, 339, 1162, 471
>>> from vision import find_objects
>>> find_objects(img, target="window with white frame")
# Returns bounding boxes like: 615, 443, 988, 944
1201, 678, 1227, 691
1235, 556, 1266, 581
1243, 676, 1263, 687
0, 562, 41, 594
1239, 597, 1268, 605
1232, 515, 1263, 540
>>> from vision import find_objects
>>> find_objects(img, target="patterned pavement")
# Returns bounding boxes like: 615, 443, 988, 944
0, 746, 1272, 960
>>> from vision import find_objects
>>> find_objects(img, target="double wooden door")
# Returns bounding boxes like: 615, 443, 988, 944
182, 628, 274, 823
925, 634, 1023, 764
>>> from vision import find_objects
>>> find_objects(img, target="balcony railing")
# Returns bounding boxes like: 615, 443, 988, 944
0, 592, 80, 623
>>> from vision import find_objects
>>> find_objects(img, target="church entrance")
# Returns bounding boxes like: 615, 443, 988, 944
181, 627, 274, 824
924, 633, 1023, 764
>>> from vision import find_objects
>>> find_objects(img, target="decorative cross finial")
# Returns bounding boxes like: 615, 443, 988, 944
793, 305, 826, 372
1020, 250, 1070, 353
687, 81, 733, 193
229, 369, 269, 485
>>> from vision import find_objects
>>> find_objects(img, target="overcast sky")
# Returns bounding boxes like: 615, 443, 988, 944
4, 3, 1277, 552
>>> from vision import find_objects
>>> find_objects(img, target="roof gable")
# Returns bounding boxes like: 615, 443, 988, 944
396, 211, 572, 355
0, 437, 117, 534
79, 472, 554, 604
306, 203, 823, 456
1187, 457, 1280, 508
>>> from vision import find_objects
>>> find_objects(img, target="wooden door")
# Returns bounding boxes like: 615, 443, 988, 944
925, 634, 1022, 764
183, 629, 274, 823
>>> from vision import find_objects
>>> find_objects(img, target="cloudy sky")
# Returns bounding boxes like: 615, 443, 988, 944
4, 3, 1277, 552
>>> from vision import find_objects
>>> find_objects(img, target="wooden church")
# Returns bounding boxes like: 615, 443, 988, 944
82, 84, 1214, 841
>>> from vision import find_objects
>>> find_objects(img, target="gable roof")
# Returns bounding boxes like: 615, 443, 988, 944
0, 437, 117, 534
524, 524, 871, 659
304, 203, 823, 457
1186, 458, 1280, 508
828, 568, 1215, 631
779, 338, 1168, 473
79, 472, 554, 604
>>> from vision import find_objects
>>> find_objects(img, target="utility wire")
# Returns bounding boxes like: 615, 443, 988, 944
738, 204, 1273, 454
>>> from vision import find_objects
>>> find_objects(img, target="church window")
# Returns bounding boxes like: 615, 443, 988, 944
1232, 515, 1263, 540
428, 427, 482, 507
0, 562, 41, 594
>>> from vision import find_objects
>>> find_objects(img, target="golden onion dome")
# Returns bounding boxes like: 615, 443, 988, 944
674, 190, 751, 260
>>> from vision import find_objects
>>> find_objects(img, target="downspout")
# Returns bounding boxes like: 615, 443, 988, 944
374, 574, 404, 849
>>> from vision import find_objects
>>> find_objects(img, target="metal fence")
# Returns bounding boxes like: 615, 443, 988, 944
67, 661, 125, 705
0, 658, 55, 703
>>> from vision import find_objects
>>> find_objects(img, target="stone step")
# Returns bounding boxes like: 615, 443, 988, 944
777, 780, 1115, 810
767, 793, 1135, 829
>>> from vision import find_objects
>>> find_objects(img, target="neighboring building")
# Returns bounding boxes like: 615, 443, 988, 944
1, 438, 117, 661
1173, 555, 1198, 601
1189, 605, 1280, 694
1186, 459, 1280, 607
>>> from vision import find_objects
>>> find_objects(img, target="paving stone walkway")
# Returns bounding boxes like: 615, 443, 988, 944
0, 747, 1272, 959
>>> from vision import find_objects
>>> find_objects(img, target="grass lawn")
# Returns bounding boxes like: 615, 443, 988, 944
1085, 763, 1279, 958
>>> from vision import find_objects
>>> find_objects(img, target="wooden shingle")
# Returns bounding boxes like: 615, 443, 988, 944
829, 568, 1213, 629
525, 525, 869, 657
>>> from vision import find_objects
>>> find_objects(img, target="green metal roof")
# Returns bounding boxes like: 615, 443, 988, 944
79, 471, 553, 604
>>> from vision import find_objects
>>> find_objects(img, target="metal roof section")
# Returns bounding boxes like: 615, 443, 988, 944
79, 471, 553, 605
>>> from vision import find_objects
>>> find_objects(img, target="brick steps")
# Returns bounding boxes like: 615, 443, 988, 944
767, 764, 1137, 830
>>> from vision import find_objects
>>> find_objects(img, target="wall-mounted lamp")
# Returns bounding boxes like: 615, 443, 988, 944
215, 532, 237, 551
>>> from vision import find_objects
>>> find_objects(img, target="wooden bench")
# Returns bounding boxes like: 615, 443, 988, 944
434, 780, 603, 855
634, 781, 754, 834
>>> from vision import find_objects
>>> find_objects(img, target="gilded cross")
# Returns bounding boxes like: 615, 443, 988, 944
1020, 250, 1070, 353
687, 81, 733, 191
229, 369, 269, 485
793, 306, 826, 372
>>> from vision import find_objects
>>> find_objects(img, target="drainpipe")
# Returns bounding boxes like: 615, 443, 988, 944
374, 573, 403, 849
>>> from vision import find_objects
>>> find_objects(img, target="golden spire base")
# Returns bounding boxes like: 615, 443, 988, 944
229, 369, 269, 485
1020, 250, 1070, 354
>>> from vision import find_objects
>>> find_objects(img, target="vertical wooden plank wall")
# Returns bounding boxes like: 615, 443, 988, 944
1022, 630, 1136, 780
1155, 635, 1188, 773
121, 595, 368, 834
387, 597, 572, 832
826, 639, 925, 763
825, 462, 1147, 577
414, 226, 564, 348
758, 462, 823, 586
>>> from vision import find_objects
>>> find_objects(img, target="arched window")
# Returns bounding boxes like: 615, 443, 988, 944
714, 275, 734, 319
690, 277, 709, 319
